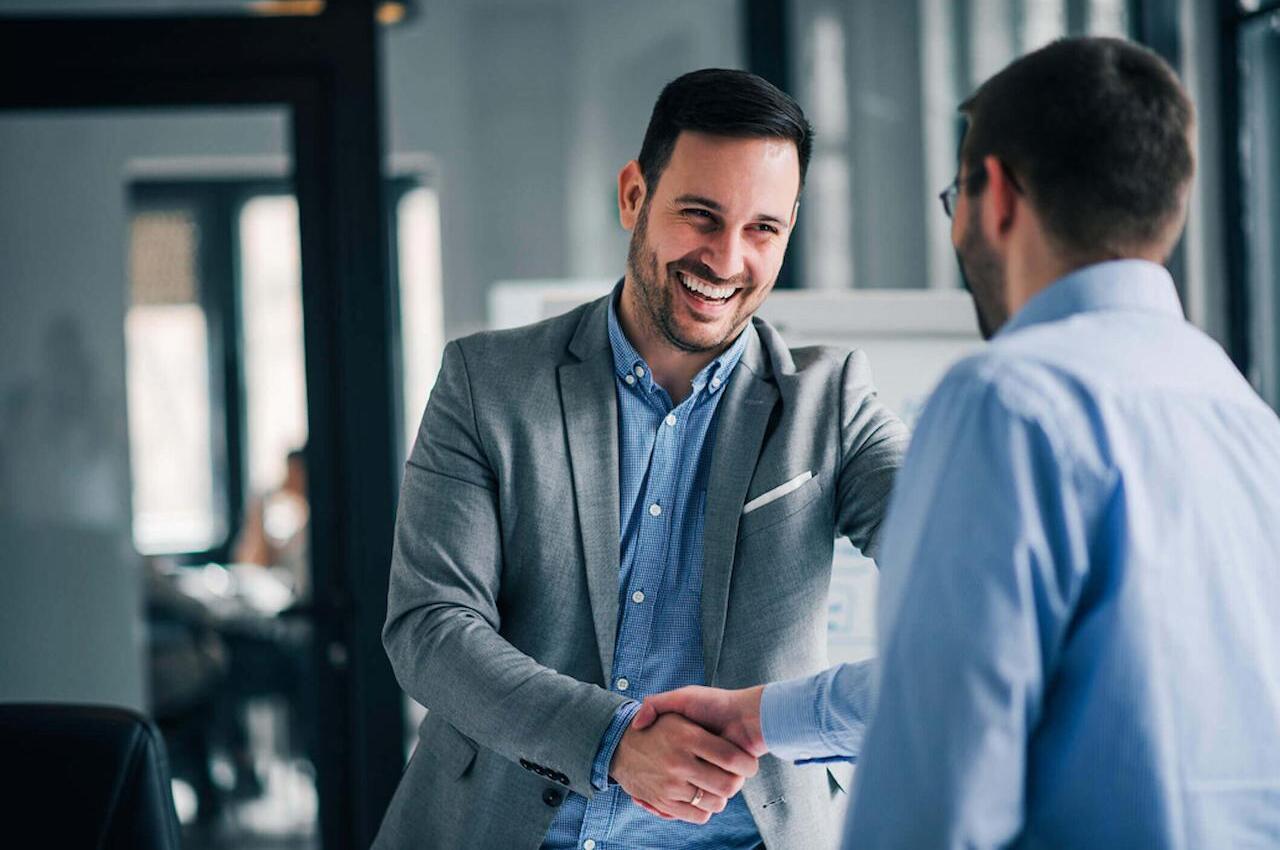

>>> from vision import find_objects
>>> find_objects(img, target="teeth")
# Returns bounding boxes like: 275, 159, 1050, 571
679, 273, 736, 300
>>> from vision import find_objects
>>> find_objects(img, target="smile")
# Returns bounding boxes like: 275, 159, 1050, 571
678, 271, 740, 302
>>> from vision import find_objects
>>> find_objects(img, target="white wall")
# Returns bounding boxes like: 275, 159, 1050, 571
382, 0, 743, 337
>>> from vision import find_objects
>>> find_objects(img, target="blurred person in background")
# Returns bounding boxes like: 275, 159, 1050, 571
234, 445, 309, 600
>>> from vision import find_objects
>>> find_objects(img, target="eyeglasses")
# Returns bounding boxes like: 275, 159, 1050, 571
938, 175, 964, 219
938, 162, 1024, 219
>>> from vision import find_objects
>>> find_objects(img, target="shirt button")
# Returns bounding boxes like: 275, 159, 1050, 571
634, 365, 645, 378
648, 503, 662, 517
624, 374, 636, 386
664, 413, 677, 427
616, 677, 630, 691
632, 590, 645, 604
583, 841, 596, 850
711, 377, 722, 389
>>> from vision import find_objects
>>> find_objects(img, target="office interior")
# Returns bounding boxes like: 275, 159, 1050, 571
0, 1, 1276, 848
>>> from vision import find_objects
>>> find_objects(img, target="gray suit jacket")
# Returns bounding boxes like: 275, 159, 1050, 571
375, 295, 908, 849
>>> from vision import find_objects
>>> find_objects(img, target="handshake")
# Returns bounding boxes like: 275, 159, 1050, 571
607, 685, 767, 825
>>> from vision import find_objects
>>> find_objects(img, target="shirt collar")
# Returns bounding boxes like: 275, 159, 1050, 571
606, 282, 749, 397
997, 259, 1184, 339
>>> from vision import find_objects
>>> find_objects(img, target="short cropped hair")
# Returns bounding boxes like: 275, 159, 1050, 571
960, 37, 1195, 257
637, 68, 813, 192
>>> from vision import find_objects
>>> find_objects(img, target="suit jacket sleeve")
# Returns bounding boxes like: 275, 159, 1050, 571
383, 339, 628, 797
835, 349, 910, 560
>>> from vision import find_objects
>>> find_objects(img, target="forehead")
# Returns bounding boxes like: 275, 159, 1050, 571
656, 131, 800, 212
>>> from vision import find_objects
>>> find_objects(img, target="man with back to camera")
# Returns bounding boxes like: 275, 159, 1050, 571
373, 69, 909, 849
635, 37, 1280, 848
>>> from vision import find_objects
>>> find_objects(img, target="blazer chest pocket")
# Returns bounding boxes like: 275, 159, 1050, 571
737, 473, 823, 541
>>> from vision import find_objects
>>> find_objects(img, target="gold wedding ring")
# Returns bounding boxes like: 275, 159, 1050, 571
689, 787, 705, 807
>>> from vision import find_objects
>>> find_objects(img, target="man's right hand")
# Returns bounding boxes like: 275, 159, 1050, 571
632, 684, 767, 758
609, 711, 759, 825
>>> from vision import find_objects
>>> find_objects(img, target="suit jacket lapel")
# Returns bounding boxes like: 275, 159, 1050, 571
559, 298, 622, 684
702, 323, 778, 684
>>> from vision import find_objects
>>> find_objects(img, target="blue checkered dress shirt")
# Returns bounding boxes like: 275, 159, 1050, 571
541, 290, 761, 850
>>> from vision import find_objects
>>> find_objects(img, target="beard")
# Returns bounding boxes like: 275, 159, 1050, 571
625, 200, 754, 354
956, 203, 1008, 341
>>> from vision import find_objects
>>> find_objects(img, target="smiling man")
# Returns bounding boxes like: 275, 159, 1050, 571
373, 69, 908, 850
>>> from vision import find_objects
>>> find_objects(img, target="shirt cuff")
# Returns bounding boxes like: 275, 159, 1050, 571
761, 668, 856, 763
591, 699, 642, 791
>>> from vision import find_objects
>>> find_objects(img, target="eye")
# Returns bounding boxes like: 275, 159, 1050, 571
751, 222, 780, 235
683, 208, 714, 220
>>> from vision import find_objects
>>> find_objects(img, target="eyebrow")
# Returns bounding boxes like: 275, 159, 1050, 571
673, 194, 787, 226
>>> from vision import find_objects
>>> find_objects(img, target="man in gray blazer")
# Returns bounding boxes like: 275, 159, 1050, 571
375, 68, 907, 850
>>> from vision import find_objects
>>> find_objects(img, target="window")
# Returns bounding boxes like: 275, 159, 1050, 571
791, 0, 1129, 291
393, 182, 446, 458
125, 175, 444, 556
126, 204, 226, 554
238, 195, 309, 496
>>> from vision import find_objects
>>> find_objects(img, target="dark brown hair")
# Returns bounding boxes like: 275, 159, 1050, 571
960, 37, 1195, 257
638, 68, 813, 192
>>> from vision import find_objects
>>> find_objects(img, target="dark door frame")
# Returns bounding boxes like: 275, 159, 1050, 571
742, 0, 803, 291
1216, 0, 1280, 377
0, 5, 404, 847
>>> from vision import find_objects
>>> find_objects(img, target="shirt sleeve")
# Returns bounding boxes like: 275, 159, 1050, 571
760, 660, 876, 763
844, 365, 1098, 849
591, 700, 642, 791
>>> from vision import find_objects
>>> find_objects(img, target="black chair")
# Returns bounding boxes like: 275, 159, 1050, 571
0, 703, 182, 850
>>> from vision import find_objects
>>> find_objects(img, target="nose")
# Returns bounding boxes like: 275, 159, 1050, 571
701, 228, 746, 282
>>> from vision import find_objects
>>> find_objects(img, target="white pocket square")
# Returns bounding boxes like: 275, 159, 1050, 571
742, 471, 813, 515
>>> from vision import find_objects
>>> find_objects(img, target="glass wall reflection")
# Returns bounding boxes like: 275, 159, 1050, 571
0, 107, 322, 849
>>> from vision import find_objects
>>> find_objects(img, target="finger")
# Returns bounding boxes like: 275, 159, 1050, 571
687, 784, 729, 815
689, 728, 759, 779
684, 757, 747, 799
632, 702, 657, 730
652, 797, 713, 826
634, 798, 675, 819
642, 688, 691, 718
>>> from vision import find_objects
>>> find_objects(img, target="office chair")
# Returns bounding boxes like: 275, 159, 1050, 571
0, 703, 182, 850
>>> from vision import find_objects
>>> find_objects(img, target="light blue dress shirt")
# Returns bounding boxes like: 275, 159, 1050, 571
761, 260, 1280, 849
542, 291, 761, 850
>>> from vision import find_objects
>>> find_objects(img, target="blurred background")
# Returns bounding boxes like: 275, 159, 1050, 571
0, 1, 1276, 848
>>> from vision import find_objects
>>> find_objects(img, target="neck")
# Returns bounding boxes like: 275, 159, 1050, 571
1004, 231, 1079, 318
618, 276, 725, 405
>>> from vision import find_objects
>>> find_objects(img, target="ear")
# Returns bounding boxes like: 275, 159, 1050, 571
789, 198, 800, 229
979, 154, 1019, 244
617, 160, 647, 231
